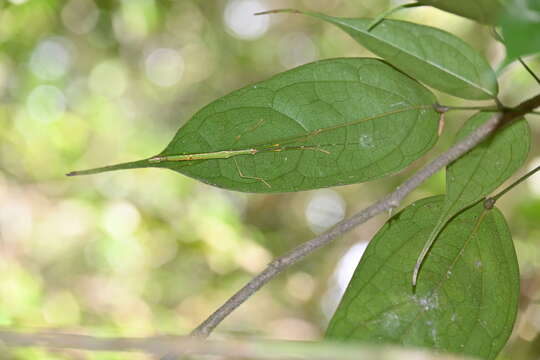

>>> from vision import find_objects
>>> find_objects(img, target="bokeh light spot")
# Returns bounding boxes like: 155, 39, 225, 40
278, 32, 318, 68
113, 0, 157, 44
61, 0, 100, 35
286, 272, 316, 302
320, 242, 368, 321
334, 242, 368, 292
0, 192, 33, 242
29, 38, 72, 81
305, 189, 345, 233
144, 48, 184, 87
42, 291, 81, 326
26, 85, 66, 123
0, 261, 43, 317
527, 156, 540, 196
224, 0, 269, 40
234, 242, 272, 273
102, 201, 141, 238
89, 59, 128, 98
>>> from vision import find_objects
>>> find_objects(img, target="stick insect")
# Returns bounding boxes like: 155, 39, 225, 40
67, 104, 432, 180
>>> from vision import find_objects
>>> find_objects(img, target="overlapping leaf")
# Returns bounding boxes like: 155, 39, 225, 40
445, 112, 530, 216
413, 112, 530, 282
69, 58, 439, 193
417, 0, 507, 24
326, 196, 519, 360
283, 11, 498, 100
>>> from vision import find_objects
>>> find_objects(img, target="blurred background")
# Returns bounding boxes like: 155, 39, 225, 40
0, 0, 539, 359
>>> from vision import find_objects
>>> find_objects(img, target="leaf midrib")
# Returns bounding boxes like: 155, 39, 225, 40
327, 16, 495, 98
340, 202, 488, 341
187, 105, 431, 155
397, 210, 490, 343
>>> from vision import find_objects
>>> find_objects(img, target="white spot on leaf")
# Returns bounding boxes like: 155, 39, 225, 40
412, 292, 439, 311
382, 312, 400, 332
359, 134, 374, 149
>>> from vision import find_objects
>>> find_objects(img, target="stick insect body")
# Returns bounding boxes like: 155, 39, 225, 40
67, 105, 430, 177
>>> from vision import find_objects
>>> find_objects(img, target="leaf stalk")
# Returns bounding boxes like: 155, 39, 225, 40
367, 3, 423, 31
66, 159, 153, 177
485, 164, 540, 208
440, 105, 500, 112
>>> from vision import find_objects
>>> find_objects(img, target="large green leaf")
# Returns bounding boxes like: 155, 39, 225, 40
417, 0, 507, 24
326, 196, 519, 360
68, 58, 439, 193
500, 0, 540, 60
283, 11, 498, 100
413, 112, 530, 283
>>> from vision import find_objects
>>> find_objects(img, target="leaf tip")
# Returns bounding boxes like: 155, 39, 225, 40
411, 266, 419, 288
64, 158, 152, 178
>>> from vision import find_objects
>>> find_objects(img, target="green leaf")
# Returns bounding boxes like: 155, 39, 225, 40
326, 196, 519, 360
285, 11, 498, 100
500, 0, 540, 60
417, 0, 507, 24
445, 112, 530, 215
413, 113, 529, 284
68, 58, 439, 193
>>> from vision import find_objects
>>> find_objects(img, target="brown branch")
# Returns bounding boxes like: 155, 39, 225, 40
189, 93, 540, 340
0, 330, 474, 360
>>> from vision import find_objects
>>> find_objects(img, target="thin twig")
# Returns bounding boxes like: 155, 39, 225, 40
485, 164, 540, 209
0, 330, 473, 360
189, 93, 540, 340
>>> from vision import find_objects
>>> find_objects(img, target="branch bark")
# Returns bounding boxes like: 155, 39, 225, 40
0, 330, 474, 360
190, 93, 540, 339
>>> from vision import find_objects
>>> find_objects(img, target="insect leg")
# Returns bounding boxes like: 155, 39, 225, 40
233, 118, 266, 144
438, 113, 445, 136
291, 145, 331, 155
233, 158, 271, 188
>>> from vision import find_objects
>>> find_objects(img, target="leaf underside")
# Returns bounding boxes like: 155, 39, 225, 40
297, 13, 498, 100
445, 112, 530, 218
417, 0, 507, 24
72, 58, 439, 193
416, 113, 530, 273
326, 196, 519, 360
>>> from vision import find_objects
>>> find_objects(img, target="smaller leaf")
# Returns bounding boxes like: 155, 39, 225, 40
445, 112, 530, 215
417, 0, 507, 24
274, 10, 499, 100
413, 112, 530, 284
500, 0, 540, 60
326, 196, 519, 360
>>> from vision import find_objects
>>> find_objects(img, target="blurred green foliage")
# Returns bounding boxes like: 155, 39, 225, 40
0, 0, 539, 359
